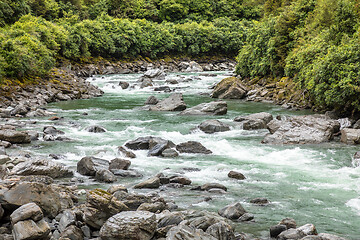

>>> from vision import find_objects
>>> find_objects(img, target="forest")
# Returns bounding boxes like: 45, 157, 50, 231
1, 0, 360, 114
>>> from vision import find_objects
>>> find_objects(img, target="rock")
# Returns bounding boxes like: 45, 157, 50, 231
0, 130, 31, 144
200, 183, 227, 191
77, 156, 109, 176
85, 125, 107, 133
140, 79, 154, 88
125, 136, 154, 150
211, 77, 247, 99
0, 155, 10, 165
180, 101, 227, 116
143, 69, 166, 79
218, 203, 246, 220
26, 108, 55, 118
27, 130, 39, 141
10, 203, 43, 224
148, 141, 174, 157
134, 177, 160, 189
228, 171, 245, 180
58, 210, 76, 233
119, 81, 130, 89
137, 202, 166, 213
112, 169, 143, 178
270, 224, 287, 238
83, 206, 107, 229
277, 224, 317, 240
340, 128, 360, 144
12, 219, 50, 240
161, 148, 179, 158
154, 86, 171, 92
280, 218, 297, 229
43, 126, 64, 136
198, 120, 230, 134
176, 141, 212, 154
0, 140, 11, 148
317, 233, 347, 240
0, 181, 61, 218
95, 169, 117, 183
158, 212, 184, 228
184, 61, 203, 72
109, 158, 131, 170
170, 176, 191, 185
338, 118, 352, 130
250, 197, 269, 205
149, 93, 186, 111
0, 165, 7, 180
166, 224, 216, 240
353, 119, 360, 129
11, 159, 73, 179
263, 115, 340, 144
107, 185, 127, 194
99, 211, 157, 240
59, 225, 83, 240
87, 189, 129, 216
234, 112, 273, 130
117, 146, 136, 158
205, 221, 235, 240
165, 79, 179, 84
145, 96, 159, 105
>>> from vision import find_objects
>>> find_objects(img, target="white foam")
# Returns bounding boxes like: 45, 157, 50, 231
346, 198, 360, 215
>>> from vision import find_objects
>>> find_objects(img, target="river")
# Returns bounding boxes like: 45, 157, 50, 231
17, 71, 360, 239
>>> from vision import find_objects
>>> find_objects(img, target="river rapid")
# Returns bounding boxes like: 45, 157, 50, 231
14, 71, 360, 239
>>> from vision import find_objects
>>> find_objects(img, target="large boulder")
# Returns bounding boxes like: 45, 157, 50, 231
77, 156, 109, 176
180, 101, 227, 116
142, 69, 166, 80
340, 128, 360, 144
205, 221, 236, 240
13, 219, 50, 240
109, 158, 131, 171
95, 169, 117, 183
198, 120, 230, 134
263, 115, 340, 144
10, 202, 43, 224
99, 211, 157, 240
234, 112, 273, 130
11, 159, 73, 179
218, 202, 247, 220
134, 177, 160, 189
277, 224, 317, 240
85, 125, 107, 133
176, 141, 212, 154
87, 189, 129, 216
166, 224, 216, 240
211, 77, 247, 99
0, 182, 61, 218
149, 93, 187, 111
184, 61, 203, 72
0, 130, 31, 144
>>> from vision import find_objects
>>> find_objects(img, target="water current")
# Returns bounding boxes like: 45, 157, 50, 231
17, 71, 360, 239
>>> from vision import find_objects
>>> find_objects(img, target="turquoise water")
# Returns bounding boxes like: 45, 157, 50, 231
19, 72, 360, 239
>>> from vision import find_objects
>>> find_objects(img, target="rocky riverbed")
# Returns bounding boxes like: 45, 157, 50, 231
0, 60, 359, 240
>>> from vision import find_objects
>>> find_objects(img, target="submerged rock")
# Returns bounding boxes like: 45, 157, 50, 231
211, 77, 247, 99
228, 171, 246, 180
180, 101, 227, 116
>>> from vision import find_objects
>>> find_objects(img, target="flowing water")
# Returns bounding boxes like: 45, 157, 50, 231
15, 72, 360, 239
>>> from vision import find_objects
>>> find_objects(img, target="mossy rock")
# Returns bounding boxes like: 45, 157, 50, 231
211, 77, 248, 99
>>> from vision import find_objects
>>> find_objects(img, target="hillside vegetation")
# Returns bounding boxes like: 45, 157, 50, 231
1, 0, 360, 114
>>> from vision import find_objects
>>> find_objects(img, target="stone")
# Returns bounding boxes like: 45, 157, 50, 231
43, 126, 64, 136
140, 79, 154, 88
277, 224, 317, 240
205, 221, 236, 240
340, 128, 360, 144
180, 101, 227, 116
148, 141, 174, 157
154, 86, 171, 92
77, 156, 109, 176
58, 210, 76, 233
165, 79, 179, 84
270, 224, 287, 238
87, 189, 129, 216
0, 130, 31, 144
59, 225, 83, 240
280, 218, 297, 229
161, 148, 179, 158
234, 112, 273, 130
83, 206, 107, 229
134, 177, 160, 189
125, 136, 154, 150
353, 119, 360, 129
149, 93, 186, 111
176, 141, 212, 154
238, 212, 254, 222
198, 120, 230, 134
109, 158, 131, 170
137, 202, 166, 213
218, 203, 246, 220
85, 125, 107, 133
0, 165, 7, 180
263, 115, 340, 144
107, 185, 127, 194
119, 81, 130, 89
0, 155, 10, 165
12, 219, 50, 240
99, 211, 157, 240
117, 146, 136, 158
157, 212, 184, 228
145, 96, 159, 105
166, 224, 216, 240
10, 203, 43, 225
111, 169, 143, 178
317, 233, 347, 240
200, 183, 227, 192
184, 61, 203, 72
11, 159, 73, 179
143, 69, 166, 79
211, 77, 247, 99
228, 171, 245, 180
95, 169, 117, 183
250, 197, 269, 205
170, 176, 191, 185
0, 182, 61, 218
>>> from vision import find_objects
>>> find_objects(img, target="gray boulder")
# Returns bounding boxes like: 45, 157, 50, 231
43, 126, 64, 136
218, 202, 247, 220
180, 101, 227, 116
234, 112, 273, 130
166, 224, 216, 240
263, 115, 340, 144
145, 96, 159, 105
176, 141, 212, 154
85, 125, 107, 133
149, 93, 186, 111
109, 158, 131, 170
205, 221, 235, 240
161, 148, 179, 158
140, 79, 154, 88
198, 120, 230, 134
12, 219, 50, 240
211, 77, 247, 99
99, 211, 157, 240
228, 171, 245, 180
278, 224, 317, 240
112, 169, 143, 178
340, 128, 360, 144
76, 156, 109, 176
58, 210, 76, 233
10, 203, 43, 224
143, 69, 166, 79
119, 81, 130, 89
59, 225, 83, 240
134, 177, 160, 189
201, 183, 227, 192
184, 61, 203, 72
137, 202, 166, 213
95, 169, 117, 183
11, 159, 73, 179
0, 130, 31, 144
117, 146, 136, 158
